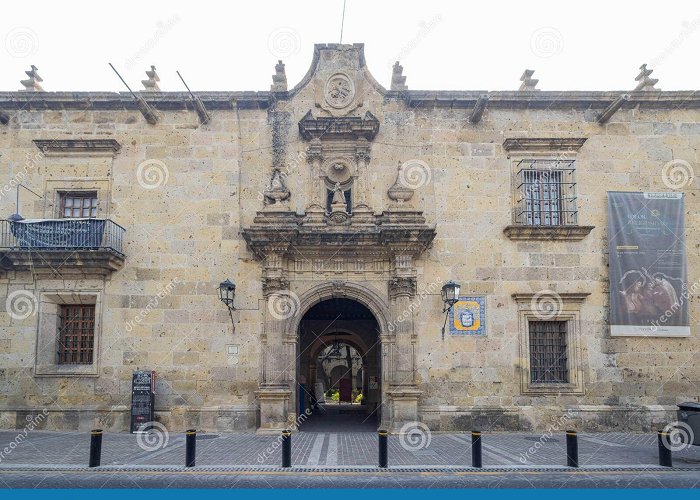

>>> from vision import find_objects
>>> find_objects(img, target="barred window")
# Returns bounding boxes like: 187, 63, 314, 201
528, 320, 568, 384
60, 192, 98, 218
514, 160, 577, 226
58, 305, 95, 364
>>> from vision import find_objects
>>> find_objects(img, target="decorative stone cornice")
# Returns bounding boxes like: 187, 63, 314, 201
33, 139, 121, 157
503, 225, 594, 241
511, 292, 590, 304
1, 91, 699, 113
298, 110, 380, 141
401, 91, 700, 109
242, 210, 435, 262
502, 137, 587, 153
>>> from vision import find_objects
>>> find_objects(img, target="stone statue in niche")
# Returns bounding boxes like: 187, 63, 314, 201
331, 182, 345, 205
328, 182, 350, 223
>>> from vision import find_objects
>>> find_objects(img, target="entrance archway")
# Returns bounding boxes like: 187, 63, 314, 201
297, 298, 381, 432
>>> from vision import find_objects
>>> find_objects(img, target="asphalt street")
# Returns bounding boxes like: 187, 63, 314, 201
1, 469, 699, 488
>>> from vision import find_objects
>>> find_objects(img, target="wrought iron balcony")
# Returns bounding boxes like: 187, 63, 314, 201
0, 218, 125, 274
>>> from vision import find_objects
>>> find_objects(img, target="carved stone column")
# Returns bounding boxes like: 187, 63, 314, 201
256, 245, 294, 434
304, 140, 325, 226
355, 139, 370, 206
307, 139, 323, 205
352, 140, 374, 224
387, 276, 417, 386
386, 275, 422, 432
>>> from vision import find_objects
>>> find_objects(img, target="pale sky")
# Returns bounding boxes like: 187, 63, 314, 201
1, 0, 699, 92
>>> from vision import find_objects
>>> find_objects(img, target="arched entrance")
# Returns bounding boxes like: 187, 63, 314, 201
297, 298, 381, 431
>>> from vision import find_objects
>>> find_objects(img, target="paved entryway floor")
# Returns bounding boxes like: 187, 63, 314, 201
0, 430, 699, 469
299, 403, 377, 432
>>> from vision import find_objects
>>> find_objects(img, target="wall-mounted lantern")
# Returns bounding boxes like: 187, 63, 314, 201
440, 280, 461, 340
218, 279, 236, 333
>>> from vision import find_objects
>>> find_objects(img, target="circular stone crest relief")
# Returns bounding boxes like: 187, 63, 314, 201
324, 73, 355, 109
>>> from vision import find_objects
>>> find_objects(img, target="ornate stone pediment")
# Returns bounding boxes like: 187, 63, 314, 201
242, 209, 435, 261
283, 44, 387, 117
298, 110, 379, 141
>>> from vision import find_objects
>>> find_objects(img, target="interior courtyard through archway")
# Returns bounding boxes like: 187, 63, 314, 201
297, 298, 381, 432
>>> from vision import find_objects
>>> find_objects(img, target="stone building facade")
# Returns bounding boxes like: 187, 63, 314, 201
0, 44, 698, 433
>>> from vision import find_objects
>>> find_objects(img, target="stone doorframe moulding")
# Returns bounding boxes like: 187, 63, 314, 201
512, 292, 590, 396
35, 289, 103, 377
255, 279, 424, 434
290, 281, 394, 431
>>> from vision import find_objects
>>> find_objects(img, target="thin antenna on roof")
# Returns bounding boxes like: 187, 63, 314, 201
339, 0, 347, 44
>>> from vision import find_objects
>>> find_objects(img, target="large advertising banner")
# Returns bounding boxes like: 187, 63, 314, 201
608, 192, 690, 337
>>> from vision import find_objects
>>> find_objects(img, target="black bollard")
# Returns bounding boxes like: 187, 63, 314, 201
566, 430, 579, 467
658, 430, 673, 467
378, 430, 388, 468
282, 429, 292, 468
185, 429, 196, 467
471, 431, 482, 468
89, 429, 103, 468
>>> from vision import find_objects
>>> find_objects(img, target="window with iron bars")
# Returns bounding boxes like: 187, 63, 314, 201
57, 304, 95, 364
514, 160, 577, 226
528, 320, 569, 384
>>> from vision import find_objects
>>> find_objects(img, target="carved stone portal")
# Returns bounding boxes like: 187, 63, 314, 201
242, 205, 435, 432
243, 57, 435, 431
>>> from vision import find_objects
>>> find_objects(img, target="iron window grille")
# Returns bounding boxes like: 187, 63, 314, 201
57, 304, 95, 364
60, 192, 98, 218
528, 320, 569, 384
514, 160, 577, 226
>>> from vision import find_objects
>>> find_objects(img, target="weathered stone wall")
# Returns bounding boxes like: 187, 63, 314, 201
0, 44, 698, 433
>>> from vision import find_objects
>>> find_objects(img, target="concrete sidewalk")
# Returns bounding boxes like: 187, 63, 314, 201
0, 430, 698, 469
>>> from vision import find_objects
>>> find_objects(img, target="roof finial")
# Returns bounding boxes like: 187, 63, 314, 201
141, 65, 161, 92
519, 69, 539, 91
634, 64, 659, 91
271, 60, 288, 92
20, 65, 43, 92
391, 61, 407, 91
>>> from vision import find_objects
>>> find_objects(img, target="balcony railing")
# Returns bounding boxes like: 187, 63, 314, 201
0, 219, 125, 273
1, 218, 125, 254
